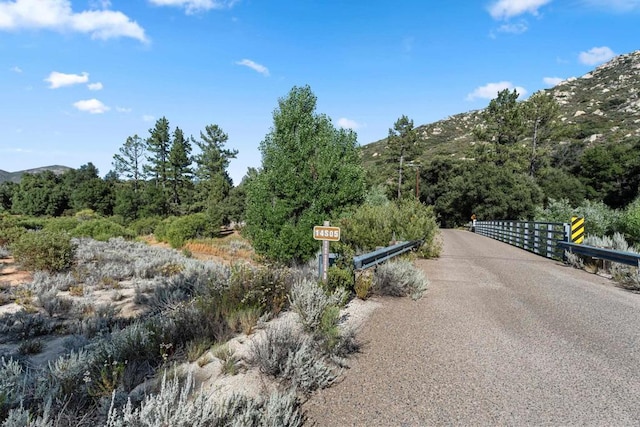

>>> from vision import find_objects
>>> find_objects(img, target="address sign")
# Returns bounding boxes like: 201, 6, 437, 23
313, 226, 341, 241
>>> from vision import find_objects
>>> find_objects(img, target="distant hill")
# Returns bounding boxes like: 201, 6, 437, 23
0, 165, 73, 184
362, 49, 640, 178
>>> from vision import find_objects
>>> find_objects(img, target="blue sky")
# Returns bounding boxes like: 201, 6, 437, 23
1, 0, 638, 184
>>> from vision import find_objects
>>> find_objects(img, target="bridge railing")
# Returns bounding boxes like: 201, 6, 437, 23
353, 240, 423, 270
474, 220, 569, 260
557, 241, 640, 267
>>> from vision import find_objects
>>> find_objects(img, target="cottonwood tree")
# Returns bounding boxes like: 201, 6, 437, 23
523, 91, 559, 177
245, 85, 365, 263
386, 115, 419, 199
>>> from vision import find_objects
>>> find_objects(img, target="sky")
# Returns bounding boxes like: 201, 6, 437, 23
1, 0, 639, 185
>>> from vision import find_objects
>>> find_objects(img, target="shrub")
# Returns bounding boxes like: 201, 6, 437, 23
42, 217, 80, 233
288, 279, 347, 333
247, 320, 336, 394
227, 264, 292, 316
354, 273, 372, 300
129, 216, 162, 236
0, 226, 25, 248
619, 197, 640, 245
338, 198, 439, 257
105, 372, 304, 427
165, 213, 211, 248
326, 266, 354, 294
71, 219, 134, 241
17, 339, 44, 355
373, 260, 428, 300
11, 230, 75, 272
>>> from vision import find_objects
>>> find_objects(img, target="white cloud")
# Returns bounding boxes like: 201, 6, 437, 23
337, 118, 361, 130
148, 0, 238, 14
579, 46, 616, 65
73, 98, 109, 114
581, 0, 640, 12
488, 0, 552, 19
0, 0, 147, 42
87, 82, 103, 91
466, 81, 528, 101
235, 59, 269, 76
11, 65, 22, 73
543, 76, 563, 86
142, 114, 155, 122
116, 106, 132, 113
45, 71, 89, 88
496, 21, 528, 34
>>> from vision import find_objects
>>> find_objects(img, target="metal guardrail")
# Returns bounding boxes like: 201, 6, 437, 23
353, 240, 422, 270
474, 220, 568, 260
558, 241, 640, 267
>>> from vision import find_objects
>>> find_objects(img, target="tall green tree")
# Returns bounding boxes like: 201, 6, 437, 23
193, 124, 238, 221
113, 134, 146, 192
523, 91, 559, 177
386, 115, 419, 199
475, 88, 525, 168
244, 85, 366, 263
167, 127, 193, 213
144, 117, 171, 215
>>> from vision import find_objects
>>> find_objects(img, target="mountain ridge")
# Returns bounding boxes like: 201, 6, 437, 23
0, 165, 73, 184
362, 49, 640, 174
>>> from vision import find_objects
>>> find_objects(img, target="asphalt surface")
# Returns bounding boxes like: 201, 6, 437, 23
303, 229, 640, 426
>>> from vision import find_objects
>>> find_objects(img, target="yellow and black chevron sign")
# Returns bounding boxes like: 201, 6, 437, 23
571, 216, 585, 244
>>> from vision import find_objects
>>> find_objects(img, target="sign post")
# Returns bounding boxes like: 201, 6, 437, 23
313, 222, 341, 283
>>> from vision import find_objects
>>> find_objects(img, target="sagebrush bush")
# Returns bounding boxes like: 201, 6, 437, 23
289, 279, 348, 333
105, 371, 304, 427
11, 230, 75, 273
247, 320, 336, 394
373, 260, 428, 300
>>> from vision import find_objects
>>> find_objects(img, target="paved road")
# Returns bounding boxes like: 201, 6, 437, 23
304, 229, 640, 426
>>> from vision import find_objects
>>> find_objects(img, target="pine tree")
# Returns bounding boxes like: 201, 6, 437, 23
167, 127, 193, 213
386, 115, 419, 199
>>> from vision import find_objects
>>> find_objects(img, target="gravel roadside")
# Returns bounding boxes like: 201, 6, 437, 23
303, 229, 640, 426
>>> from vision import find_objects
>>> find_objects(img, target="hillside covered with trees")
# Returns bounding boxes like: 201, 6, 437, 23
362, 50, 640, 229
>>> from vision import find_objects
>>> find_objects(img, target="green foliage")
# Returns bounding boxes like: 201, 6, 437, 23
165, 213, 211, 248
11, 230, 75, 272
339, 198, 439, 255
244, 85, 366, 264
11, 171, 68, 216
129, 216, 162, 236
326, 266, 354, 294
0, 223, 25, 247
386, 115, 419, 199
434, 161, 542, 227
71, 218, 134, 241
535, 198, 620, 237
41, 216, 81, 233
576, 139, 640, 208
619, 197, 640, 245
